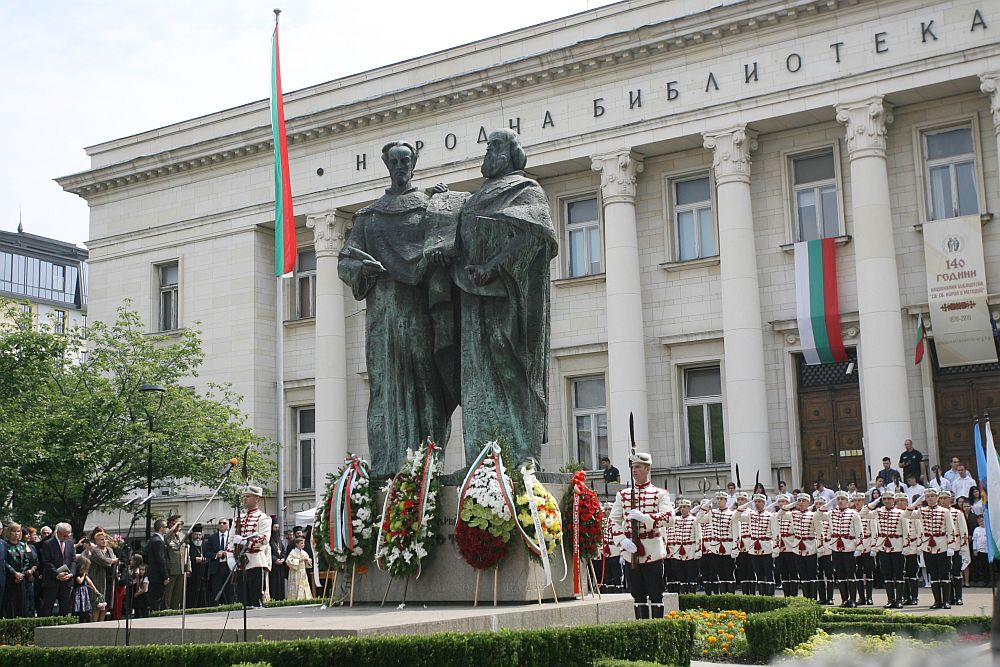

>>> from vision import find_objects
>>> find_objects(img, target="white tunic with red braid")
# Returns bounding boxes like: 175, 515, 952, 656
736, 513, 751, 554
235, 507, 272, 570
697, 507, 738, 556
601, 515, 620, 559
948, 507, 969, 551
872, 507, 907, 553
665, 514, 701, 561
777, 511, 795, 554
736, 509, 778, 556
609, 482, 673, 564
821, 508, 863, 553
858, 508, 877, 554
902, 516, 920, 556
776, 508, 824, 556
911, 506, 955, 554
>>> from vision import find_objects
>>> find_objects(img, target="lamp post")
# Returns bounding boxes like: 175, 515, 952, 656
138, 383, 166, 541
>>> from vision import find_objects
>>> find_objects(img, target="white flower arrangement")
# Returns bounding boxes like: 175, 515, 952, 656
315, 455, 377, 570
375, 441, 442, 578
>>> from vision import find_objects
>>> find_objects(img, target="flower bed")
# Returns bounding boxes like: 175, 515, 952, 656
783, 628, 944, 659
668, 609, 748, 660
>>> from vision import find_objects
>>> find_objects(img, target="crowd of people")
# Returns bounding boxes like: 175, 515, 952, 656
0, 486, 316, 621
602, 443, 996, 620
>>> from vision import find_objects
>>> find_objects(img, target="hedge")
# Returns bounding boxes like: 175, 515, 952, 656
151, 598, 323, 617
678, 593, 788, 613
820, 607, 888, 616
819, 620, 956, 638
0, 617, 78, 646
1, 618, 697, 667
822, 613, 991, 634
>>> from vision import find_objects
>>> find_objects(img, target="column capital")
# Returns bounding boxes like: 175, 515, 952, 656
979, 72, 1000, 135
591, 150, 644, 204
702, 126, 758, 185
835, 96, 894, 160
306, 211, 348, 257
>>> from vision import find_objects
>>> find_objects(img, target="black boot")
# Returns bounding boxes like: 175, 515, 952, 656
929, 583, 942, 609
884, 581, 895, 608
892, 582, 905, 609
952, 578, 963, 605
940, 582, 951, 609
838, 582, 850, 607
865, 580, 873, 605
905, 580, 918, 605
789, 580, 799, 597
847, 580, 857, 608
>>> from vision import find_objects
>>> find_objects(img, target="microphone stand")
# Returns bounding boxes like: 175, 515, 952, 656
121, 497, 149, 646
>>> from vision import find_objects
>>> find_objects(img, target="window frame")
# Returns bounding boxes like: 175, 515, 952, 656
782, 144, 847, 243
682, 365, 726, 465
154, 260, 180, 332
295, 406, 316, 491
920, 122, 982, 222
912, 115, 987, 225
569, 375, 608, 471
667, 172, 717, 262
294, 247, 317, 320
52, 309, 66, 335
560, 193, 604, 279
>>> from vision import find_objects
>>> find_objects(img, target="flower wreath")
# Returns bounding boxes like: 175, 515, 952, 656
514, 462, 565, 586
455, 441, 517, 570
560, 470, 604, 593
375, 439, 442, 578
314, 454, 376, 570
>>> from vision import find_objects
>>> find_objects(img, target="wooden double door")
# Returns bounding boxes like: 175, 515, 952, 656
934, 372, 1000, 479
798, 361, 865, 489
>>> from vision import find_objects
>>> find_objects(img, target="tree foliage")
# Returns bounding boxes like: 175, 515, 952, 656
0, 301, 274, 535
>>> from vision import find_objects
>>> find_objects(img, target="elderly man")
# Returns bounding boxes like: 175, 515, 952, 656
454, 128, 558, 464
231, 485, 271, 609
338, 141, 461, 476
38, 523, 74, 616
610, 453, 672, 619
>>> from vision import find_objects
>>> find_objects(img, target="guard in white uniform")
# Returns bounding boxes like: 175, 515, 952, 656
938, 490, 968, 606
696, 491, 739, 594
734, 493, 778, 595
868, 491, 908, 608
905, 487, 955, 609
610, 453, 673, 619
774, 494, 797, 597
663, 499, 701, 594
814, 497, 835, 604
818, 490, 863, 607
732, 490, 752, 594
899, 492, 921, 606
230, 484, 272, 608
776, 493, 824, 600
852, 492, 877, 605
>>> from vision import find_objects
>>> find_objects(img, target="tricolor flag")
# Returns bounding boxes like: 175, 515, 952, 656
984, 418, 1000, 563
914, 313, 926, 365
271, 12, 296, 277
973, 420, 996, 561
794, 237, 848, 365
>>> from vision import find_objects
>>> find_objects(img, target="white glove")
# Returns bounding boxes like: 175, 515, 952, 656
853, 551, 861, 558
700, 500, 711, 510
619, 537, 638, 554
627, 509, 648, 523
230, 534, 245, 546
946, 548, 954, 557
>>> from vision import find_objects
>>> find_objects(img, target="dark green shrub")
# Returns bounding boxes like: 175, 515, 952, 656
3, 618, 697, 667
743, 599, 823, 661
823, 613, 990, 634
819, 620, 956, 637
592, 661, 665, 667
820, 607, 888, 616
0, 616, 77, 646
678, 593, 788, 613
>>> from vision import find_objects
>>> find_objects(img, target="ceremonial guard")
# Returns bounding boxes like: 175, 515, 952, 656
732, 491, 753, 594
776, 493, 824, 600
938, 490, 968, 605
899, 492, 921, 605
818, 490, 863, 607
734, 493, 778, 595
230, 485, 272, 608
906, 487, 955, 609
852, 492, 877, 605
610, 453, 673, 619
696, 491, 739, 594
774, 494, 798, 597
813, 497, 835, 604
599, 502, 624, 593
869, 491, 907, 608
663, 499, 701, 594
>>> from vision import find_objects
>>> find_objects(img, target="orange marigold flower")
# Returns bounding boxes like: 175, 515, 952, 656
707, 636, 717, 643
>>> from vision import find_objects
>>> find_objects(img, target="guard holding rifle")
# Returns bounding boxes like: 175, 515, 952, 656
609, 452, 672, 619
229, 484, 272, 609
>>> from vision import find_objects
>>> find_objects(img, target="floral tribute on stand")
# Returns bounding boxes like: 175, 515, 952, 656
455, 441, 517, 571
314, 455, 376, 606
513, 460, 566, 603
560, 470, 604, 596
375, 439, 442, 582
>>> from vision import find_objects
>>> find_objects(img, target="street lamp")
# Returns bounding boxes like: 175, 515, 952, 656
138, 383, 166, 541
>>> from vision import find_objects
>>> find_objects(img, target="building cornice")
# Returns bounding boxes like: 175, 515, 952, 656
56, 0, 854, 199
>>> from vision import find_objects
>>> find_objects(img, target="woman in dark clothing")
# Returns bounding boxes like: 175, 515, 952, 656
87, 531, 118, 622
2, 523, 35, 618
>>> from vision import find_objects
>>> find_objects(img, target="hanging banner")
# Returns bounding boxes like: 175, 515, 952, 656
923, 215, 997, 367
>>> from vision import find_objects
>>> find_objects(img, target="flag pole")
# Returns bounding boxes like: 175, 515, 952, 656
277, 273, 286, 529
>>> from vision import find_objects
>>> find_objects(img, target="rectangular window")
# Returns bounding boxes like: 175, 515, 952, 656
17, 303, 32, 330
671, 175, 716, 261
791, 150, 840, 241
923, 125, 979, 221
297, 407, 316, 490
295, 249, 317, 319
157, 262, 179, 332
53, 309, 66, 334
684, 367, 725, 464
572, 376, 607, 470
565, 197, 602, 278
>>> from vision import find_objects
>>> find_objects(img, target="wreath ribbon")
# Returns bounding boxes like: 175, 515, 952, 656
521, 464, 554, 589
331, 455, 368, 554
572, 484, 581, 595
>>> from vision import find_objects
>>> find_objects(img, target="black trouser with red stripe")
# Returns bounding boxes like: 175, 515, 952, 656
925, 551, 951, 607
877, 551, 904, 606
950, 552, 964, 603
748, 554, 775, 595
703, 553, 736, 594
665, 558, 699, 594
831, 551, 856, 605
777, 552, 797, 596
625, 560, 664, 619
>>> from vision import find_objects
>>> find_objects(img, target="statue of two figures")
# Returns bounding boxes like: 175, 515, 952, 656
338, 129, 558, 477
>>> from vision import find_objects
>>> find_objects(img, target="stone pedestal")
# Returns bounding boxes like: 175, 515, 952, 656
346, 483, 586, 603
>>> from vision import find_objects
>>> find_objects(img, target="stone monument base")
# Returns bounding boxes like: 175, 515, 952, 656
343, 482, 585, 604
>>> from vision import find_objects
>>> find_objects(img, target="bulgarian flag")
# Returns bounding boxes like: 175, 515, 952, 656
978, 417, 1000, 563
271, 11, 296, 277
794, 237, 848, 365
914, 314, 926, 365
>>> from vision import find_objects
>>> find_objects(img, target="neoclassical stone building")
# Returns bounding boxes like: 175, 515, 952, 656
60, 0, 1000, 521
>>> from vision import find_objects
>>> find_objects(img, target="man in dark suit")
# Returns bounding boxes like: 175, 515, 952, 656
144, 519, 170, 612
39, 522, 75, 616
206, 518, 234, 604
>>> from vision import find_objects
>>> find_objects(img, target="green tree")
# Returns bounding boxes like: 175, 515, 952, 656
1, 302, 274, 535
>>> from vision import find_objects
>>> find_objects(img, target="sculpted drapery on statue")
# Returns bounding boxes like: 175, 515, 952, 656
454, 129, 558, 464
337, 141, 465, 477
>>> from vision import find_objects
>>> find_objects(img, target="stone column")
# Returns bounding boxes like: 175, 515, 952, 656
307, 211, 349, 512
835, 97, 911, 474
591, 150, 649, 471
702, 126, 773, 485
980, 73, 1000, 189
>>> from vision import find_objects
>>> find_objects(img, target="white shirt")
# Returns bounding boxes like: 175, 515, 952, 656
951, 475, 977, 500
943, 469, 960, 483
813, 487, 835, 503
972, 526, 987, 553
927, 477, 951, 492
971, 500, 985, 517
726, 494, 738, 509
902, 483, 925, 503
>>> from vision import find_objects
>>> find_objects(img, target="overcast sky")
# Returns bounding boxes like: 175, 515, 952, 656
1, 0, 617, 247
